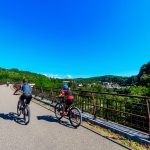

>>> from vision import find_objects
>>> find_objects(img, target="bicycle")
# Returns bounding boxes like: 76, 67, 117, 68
17, 98, 31, 125
54, 97, 82, 128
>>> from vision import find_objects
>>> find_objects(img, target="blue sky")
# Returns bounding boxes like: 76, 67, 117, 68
0, 0, 150, 78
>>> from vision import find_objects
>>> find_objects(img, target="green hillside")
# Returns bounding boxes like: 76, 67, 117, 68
137, 61, 150, 86
0, 68, 62, 87
1, 61, 150, 89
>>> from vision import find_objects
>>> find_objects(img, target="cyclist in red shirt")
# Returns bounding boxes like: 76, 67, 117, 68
59, 84, 75, 115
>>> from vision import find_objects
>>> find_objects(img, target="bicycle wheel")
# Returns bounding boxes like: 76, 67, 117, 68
17, 100, 22, 116
55, 103, 63, 120
69, 107, 82, 128
23, 105, 30, 125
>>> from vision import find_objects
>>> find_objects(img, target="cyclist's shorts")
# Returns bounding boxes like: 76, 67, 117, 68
20, 94, 32, 104
65, 99, 75, 106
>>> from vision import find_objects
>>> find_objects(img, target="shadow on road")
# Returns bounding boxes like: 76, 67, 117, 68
0, 113, 14, 121
0, 112, 27, 125
37, 115, 74, 129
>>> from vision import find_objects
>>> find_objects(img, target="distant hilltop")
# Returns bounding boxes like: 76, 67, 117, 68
73, 61, 150, 86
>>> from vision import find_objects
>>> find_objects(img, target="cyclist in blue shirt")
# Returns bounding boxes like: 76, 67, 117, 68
20, 79, 32, 105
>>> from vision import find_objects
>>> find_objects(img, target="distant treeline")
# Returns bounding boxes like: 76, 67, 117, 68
0, 68, 62, 88
73, 61, 150, 87
74, 75, 129, 86
0, 61, 150, 89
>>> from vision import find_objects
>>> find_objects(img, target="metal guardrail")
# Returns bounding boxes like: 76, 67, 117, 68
31, 86, 150, 137
0, 82, 8, 85
0, 82, 21, 86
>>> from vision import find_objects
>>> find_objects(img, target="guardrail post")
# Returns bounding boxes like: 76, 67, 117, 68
41, 87, 44, 99
32, 87, 34, 96
81, 98, 84, 113
92, 93, 96, 120
50, 88, 54, 103
105, 98, 109, 121
146, 99, 150, 138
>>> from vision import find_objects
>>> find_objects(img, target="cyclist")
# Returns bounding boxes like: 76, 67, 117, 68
59, 85, 75, 115
6, 81, 9, 87
19, 79, 32, 106
13, 84, 21, 95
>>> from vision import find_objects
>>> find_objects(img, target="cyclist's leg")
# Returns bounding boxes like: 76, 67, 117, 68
59, 100, 67, 116
59, 96, 65, 113
26, 94, 32, 105
60, 103, 65, 114
20, 94, 25, 108
66, 99, 75, 110
64, 99, 74, 114
14, 89, 18, 95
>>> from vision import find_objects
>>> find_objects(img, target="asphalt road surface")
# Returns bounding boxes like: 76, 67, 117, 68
0, 85, 128, 150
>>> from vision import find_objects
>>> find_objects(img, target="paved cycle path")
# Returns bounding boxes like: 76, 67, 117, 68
0, 85, 128, 150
